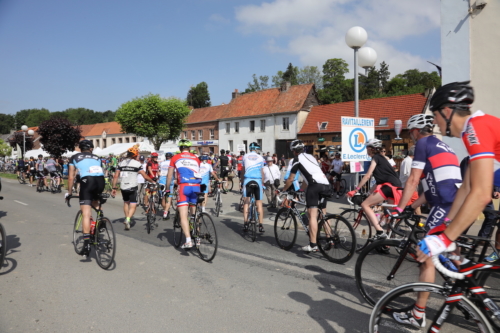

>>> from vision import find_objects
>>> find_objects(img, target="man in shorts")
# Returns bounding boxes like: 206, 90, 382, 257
111, 145, 154, 230
35, 154, 47, 189
242, 142, 266, 233
45, 155, 61, 190
215, 149, 231, 193
328, 152, 343, 199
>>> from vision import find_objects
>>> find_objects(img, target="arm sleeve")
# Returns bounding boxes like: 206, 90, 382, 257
290, 157, 300, 174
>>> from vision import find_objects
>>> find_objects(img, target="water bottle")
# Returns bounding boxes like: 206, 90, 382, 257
300, 212, 309, 226
90, 218, 96, 235
439, 254, 458, 272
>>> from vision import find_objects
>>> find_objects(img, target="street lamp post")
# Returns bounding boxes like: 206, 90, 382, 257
21, 125, 35, 158
345, 26, 368, 117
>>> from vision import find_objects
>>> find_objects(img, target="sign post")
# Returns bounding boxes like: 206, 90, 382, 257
341, 117, 375, 187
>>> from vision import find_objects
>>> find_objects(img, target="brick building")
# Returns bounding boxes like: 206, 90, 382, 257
80, 122, 140, 149
181, 104, 227, 154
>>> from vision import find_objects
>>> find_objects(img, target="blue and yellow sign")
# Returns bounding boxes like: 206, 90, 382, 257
341, 117, 374, 161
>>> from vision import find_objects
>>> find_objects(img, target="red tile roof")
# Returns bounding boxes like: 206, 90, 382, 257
220, 83, 315, 119
298, 93, 428, 134
186, 104, 228, 124
80, 122, 123, 137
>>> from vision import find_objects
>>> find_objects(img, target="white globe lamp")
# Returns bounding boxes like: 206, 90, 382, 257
345, 26, 368, 49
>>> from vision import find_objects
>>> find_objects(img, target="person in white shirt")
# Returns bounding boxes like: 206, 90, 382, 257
399, 146, 414, 187
328, 152, 344, 199
263, 156, 281, 208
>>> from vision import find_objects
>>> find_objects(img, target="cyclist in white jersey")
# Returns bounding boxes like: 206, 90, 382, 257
159, 152, 175, 219
242, 142, 266, 233
282, 140, 331, 252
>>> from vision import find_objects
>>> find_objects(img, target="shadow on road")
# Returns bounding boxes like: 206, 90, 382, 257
0, 234, 21, 275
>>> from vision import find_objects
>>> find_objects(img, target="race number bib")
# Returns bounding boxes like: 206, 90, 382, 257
89, 166, 103, 174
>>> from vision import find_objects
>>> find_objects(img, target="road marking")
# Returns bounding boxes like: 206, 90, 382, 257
14, 200, 28, 206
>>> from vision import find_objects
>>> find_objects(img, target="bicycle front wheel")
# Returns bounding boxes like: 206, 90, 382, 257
0, 223, 6, 270
250, 201, 257, 242
369, 282, 493, 333
317, 214, 356, 264
196, 213, 218, 262
17, 175, 24, 184
95, 217, 116, 270
274, 208, 298, 250
173, 212, 183, 248
73, 211, 84, 255
340, 209, 373, 252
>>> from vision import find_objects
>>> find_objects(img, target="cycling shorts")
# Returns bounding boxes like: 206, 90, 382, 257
305, 183, 330, 209
237, 170, 243, 179
36, 171, 45, 178
49, 171, 61, 178
425, 204, 452, 232
79, 176, 105, 206
201, 180, 209, 194
121, 186, 138, 203
374, 183, 403, 205
220, 166, 229, 179
243, 179, 262, 200
17, 166, 24, 171
178, 183, 200, 207
329, 171, 342, 181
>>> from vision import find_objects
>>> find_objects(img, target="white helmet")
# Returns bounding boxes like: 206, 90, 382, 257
290, 140, 305, 151
407, 114, 434, 130
365, 138, 382, 149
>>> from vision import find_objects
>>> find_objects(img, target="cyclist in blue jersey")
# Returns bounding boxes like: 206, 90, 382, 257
284, 157, 301, 191
66, 140, 105, 257
242, 142, 266, 233
199, 155, 220, 213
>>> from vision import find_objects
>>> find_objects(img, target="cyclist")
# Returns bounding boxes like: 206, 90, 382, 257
215, 149, 230, 193
27, 156, 36, 186
329, 152, 343, 199
46, 155, 61, 190
159, 152, 175, 219
284, 155, 302, 192
111, 146, 155, 230
143, 152, 159, 206
199, 155, 220, 213
347, 138, 402, 240
237, 151, 245, 192
66, 140, 105, 257
282, 140, 331, 252
241, 142, 266, 233
35, 154, 47, 189
16, 156, 25, 179
165, 139, 201, 249
390, 114, 461, 327
136, 155, 147, 205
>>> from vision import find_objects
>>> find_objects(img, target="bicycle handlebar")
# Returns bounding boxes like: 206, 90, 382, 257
432, 254, 465, 280
65, 195, 80, 207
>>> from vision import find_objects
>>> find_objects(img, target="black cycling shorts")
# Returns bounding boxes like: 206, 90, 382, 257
305, 183, 330, 209
329, 171, 342, 181
121, 187, 138, 203
245, 180, 261, 201
79, 176, 105, 206
49, 171, 61, 178
36, 171, 45, 178
220, 166, 229, 178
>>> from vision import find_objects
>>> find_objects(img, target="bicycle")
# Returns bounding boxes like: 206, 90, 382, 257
273, 190, 357, 264
48, 175, 61, 193
172, 189, 218, 262
330, 175, 347, 196
36, 173, 45, 192
17, 172, 26, 184
67, 194, 116, 270
369, 236, 500, 332
103, 174, 113, 197
213, 180, 224, 217
145, 182, 159, 234
243, 182, 261, 242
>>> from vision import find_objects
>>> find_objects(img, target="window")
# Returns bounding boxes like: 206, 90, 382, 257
198, 130, 203, 140
249, 120, 255, 132
282, 117, 289, 131
112, 138, 116, 144
228, 140, 233, 152
379, 117, 388, 126
209, 147, 214, 154
210, 129, 214, 139
132, 137, 136, 142
226, 123, 230, 134
118, 138, 123, 143
257, 139, 262, 150
235, 122, 239, 133
103, 139, 107, 148
320, 122, 328, 130
332, 135, 341, 142
243, 140, 247, 153
260, 120, 266, 132
125, 137, 130, 143
191, 131, 195, 140
183, 131, 187, 139
96, 139, 100, 147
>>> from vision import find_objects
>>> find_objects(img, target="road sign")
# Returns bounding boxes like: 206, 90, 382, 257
237, 144, 246, 152
341, 117, 374, 161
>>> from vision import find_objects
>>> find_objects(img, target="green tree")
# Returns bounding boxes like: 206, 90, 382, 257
318, 58, 349, 104
116, 94, 191, 150
297, 66, 323, 89
37, 118, 82, 158
186, 82, 211, 109
271, 70, 284, 87
0, 139, 12, 157
378, 61, 390, 92
25, 108, 50, 127
245, 74, 269, 93
63, 108, 97, 125
282, 63, 299, 85
0, 113, 15, 134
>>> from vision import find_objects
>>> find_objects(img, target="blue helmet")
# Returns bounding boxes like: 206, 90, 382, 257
200, 155, 209, 161
249, 142, 260, 151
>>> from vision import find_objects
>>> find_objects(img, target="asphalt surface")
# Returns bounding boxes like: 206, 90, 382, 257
0, 176, 493, 332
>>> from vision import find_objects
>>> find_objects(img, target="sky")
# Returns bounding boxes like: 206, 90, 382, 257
0, 0, 441, 115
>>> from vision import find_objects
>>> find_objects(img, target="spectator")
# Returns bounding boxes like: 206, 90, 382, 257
263, 156, 281, 208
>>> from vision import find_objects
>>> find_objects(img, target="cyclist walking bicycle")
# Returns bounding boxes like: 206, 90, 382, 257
242, 142, 266, 233
111, 146, 155, 230
35, 154, 47, 190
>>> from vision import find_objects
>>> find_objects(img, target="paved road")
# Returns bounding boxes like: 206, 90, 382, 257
0, 177, 489, 332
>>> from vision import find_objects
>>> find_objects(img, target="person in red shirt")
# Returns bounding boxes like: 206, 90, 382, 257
144, 152, 159, 206
237, 151, 244, 191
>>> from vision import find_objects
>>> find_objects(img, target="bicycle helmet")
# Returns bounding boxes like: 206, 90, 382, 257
165, 152, 173, 158
407, 114, 434, 130
127, 145, 139, 157
240, 151, 245, 156
200, 155, 209, 161
429, 81, 474, 137
249, 142, 260, 151
78, 139, 94, 151
365, 138, 382, 149
151, 152, 158, 157
178, 139, 192, 148
38, 154, 43, 158
290, 140, 304, 151
220, 149, 225, 155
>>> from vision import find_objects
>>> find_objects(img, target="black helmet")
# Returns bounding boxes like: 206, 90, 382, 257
240, 151, 245, 156
38, 154, 43, 158
79, 139, 94, 151
429, 81, 474, 112
165, 152, 173, 158
220, 149, 225, 155
290, 140, 305, 151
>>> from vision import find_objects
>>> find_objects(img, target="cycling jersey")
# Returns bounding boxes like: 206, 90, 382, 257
45, 158, 58, 172
118, 159, 142, 190
169, 152, 201, 184
237, 156, 243, 171
284, 158, 301, 191
69, 152, 104, 178
36, 159, 44, 171
412, 135, 461, 206
146, 160, 159, 179
199, 162, 213, 184
331, 159, 343, 174
158, 160, 171, 185
242, 152, 265, 179
290, 153, 329, 186
17, 159, 25, 168
219, 155, 230, 168
462, 110, 500, 187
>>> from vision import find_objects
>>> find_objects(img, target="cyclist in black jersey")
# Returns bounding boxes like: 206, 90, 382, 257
215, 149, 230, 193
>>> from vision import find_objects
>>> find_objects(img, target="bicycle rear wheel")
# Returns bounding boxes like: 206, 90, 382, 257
317, 214, 356, 264
274, 207, 298, 250
0, 223, 6, 270
17, 175, 24, 184
73, 210, 84, 255
369, 282, 492, 333
340, 209, 373, 252
223, 179, 233, 192
196, 213, 218, 262
173, 211, 183, 248
338, 179, 347, 196
94, 217, 116, 270
250, 200, 257, 242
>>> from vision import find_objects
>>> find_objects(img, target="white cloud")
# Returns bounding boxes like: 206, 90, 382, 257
235, 0, 440, 76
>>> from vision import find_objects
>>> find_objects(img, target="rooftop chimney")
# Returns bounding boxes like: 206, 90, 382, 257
280, 81, 291, 92
232, 88, 240, 100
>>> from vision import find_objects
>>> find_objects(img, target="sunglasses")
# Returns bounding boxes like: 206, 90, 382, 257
381, 150, 386, 152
